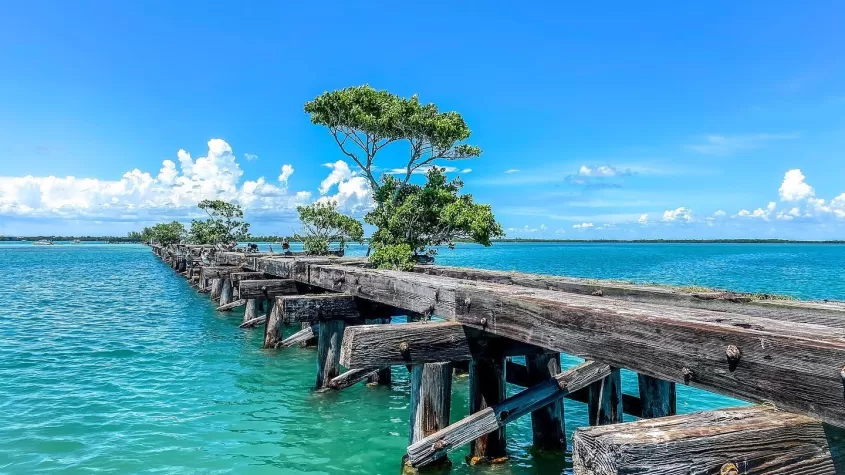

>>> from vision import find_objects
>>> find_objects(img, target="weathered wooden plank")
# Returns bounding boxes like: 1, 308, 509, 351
339, 322, 547, 368
279, 324, 316, 348
218, 278, 234, 308
572, 406, 845, 475
328, 367, 382, 390
588, 367, 623, 425
216, 298, 246, 312
239, 316, 266, 328
278, 294, 360, 322
408, 361, 610, 467
202, 266, 243, 279
525, 353, 566, 450
407, 362, 453, 469
365, 318, 392, 385
415, 265, 845, 328
467, 358, 507, 465
210, 278, 222, 300
239, 279, 298, 299
301, 263, 845, 428
638, 374, 676, 418
263, 297, 283, 348
316, 320, 345, 389
242, 299, 259, 324
230, 272, 266, 285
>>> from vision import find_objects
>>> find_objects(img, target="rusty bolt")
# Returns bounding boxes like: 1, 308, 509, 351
682, 367, 695, 383
720, 462, 739, 475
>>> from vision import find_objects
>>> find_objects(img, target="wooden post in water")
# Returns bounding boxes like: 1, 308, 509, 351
588, 367, 623, 425
637, 374, 676, 418
364, 317, 391, 385
219, 277, 234, 309
263, 298, 281, 348
524, 353, 566, 451
300, 322, 317, 347
243, 299, 259, 325
467, 357, 508, 465
315, 320, 345, 389
210, 278, 222, 300
405, 362, 453, 472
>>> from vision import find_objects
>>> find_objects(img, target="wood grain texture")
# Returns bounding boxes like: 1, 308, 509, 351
242, 299, 259, 324
279, 324, 316, 348
638, 374, 676, 418
316, 320, 346, 389
588, 367, 623, 426
468, 358, 507, 464
572, 406, 845, 475
263, 297, 283, 349
202, 266, 243, 280
217, 299, 246, 312
238, 316, 266, 329
328, 367, 382, 390
409, 363, 453, 445
218, 278, 234, 309
298, 263, 845, 428
364, 318, 392, 385
210, 278, 222, 300
525, 353, 566, 451
238, 279, 298, 299
414, 265, 845, 328
407, 361, 609, 467
230, 272, 266, 285
278, 294, 359, 322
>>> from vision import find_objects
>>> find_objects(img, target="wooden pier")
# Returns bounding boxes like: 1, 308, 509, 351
151, 244, 845, 473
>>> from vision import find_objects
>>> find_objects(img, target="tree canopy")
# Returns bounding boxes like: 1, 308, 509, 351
141, 221, 186, 246
188, 200, 250, 245
294, 201, 364, 255
304, 85, 481, 198
366, 167, 503, 269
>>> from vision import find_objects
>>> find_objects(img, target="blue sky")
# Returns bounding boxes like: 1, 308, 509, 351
1, 1, 844, 239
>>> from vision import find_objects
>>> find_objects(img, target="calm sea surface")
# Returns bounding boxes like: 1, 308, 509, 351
1, 242, 843, 474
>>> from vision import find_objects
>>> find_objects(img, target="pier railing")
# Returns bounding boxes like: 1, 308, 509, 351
151, 244, 845, 473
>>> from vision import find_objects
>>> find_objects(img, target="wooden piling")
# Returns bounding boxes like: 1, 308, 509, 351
588, 367, 623, 425
210, 278, 222, 300
467, 358, 508, 464
637, 374, 676, 418
315, 320, 345, 389
364, 317, 391, 385
243, 299, 259, 325
525, 353, 566, 451
219, 277, 234, 308
263, 298, 282, 348
407, 362, 453, 470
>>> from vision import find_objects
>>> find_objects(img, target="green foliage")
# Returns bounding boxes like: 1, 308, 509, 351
188, 200, 250, 244
368, 243, 415, 271
293, 201, 364, 255
304, 85, 481, 196
365, 167, 503, 265
142, 222, 186, 246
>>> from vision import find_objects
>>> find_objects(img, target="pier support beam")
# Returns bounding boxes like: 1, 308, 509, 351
637, 374, 676, 418
467, 358, 507, 465
219, 277, 234, 308
210, 278, 223, 300
588, 367, 623, 426
243, 299, 259, 325
263, 298, 282, 348
365, 318, 391, 386
315, 320, 345, 389
525, 353, 566, 451
572, 406, 845, 474
406, 362, 453, 471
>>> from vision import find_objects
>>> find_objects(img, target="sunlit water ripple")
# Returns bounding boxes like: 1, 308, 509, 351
1, 242, 843, 474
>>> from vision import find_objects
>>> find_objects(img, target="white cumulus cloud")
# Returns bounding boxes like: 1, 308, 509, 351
572, 222, 594, 229
779, 169, 814, 202
662, 207, 692, 222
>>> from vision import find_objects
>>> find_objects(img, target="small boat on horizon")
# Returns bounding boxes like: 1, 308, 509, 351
71, 239, 82, 244
33, 240, 54, 246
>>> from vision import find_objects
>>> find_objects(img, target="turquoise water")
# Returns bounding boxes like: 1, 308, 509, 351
1, 242, 843, 474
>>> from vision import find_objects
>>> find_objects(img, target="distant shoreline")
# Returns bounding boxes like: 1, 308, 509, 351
2, 236, 844, 244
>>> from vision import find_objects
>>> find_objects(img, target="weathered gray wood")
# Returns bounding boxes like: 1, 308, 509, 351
572, 406, 845, 475
328, 367, 382, 390
407, 362, 453, 469
218, 278, 234, 308
242, 299, 259, 324
239, 316, 266, 328
297, 263, 845, 428
279, 324, 317, 348
278, 294, 359, 322
588, 367, 622, 425
315, 320, 345, 389
210, 278, 222, 300
340, 322, 548, 368
365, 318, 392, 385
230, 272, 266, 285
263, 297, 283, 348
239, 279, 298, 299
506, 360, 645, 417
415, 265, 845, 328
638, 374, 676, 418
216, 298, 246, 312
408, 361, 610, 467
525, 353, 566, 451
202, 266, 243, 279
467, 358, 507, 465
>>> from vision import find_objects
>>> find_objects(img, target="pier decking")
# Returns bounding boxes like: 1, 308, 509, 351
152, 244, 845, 474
